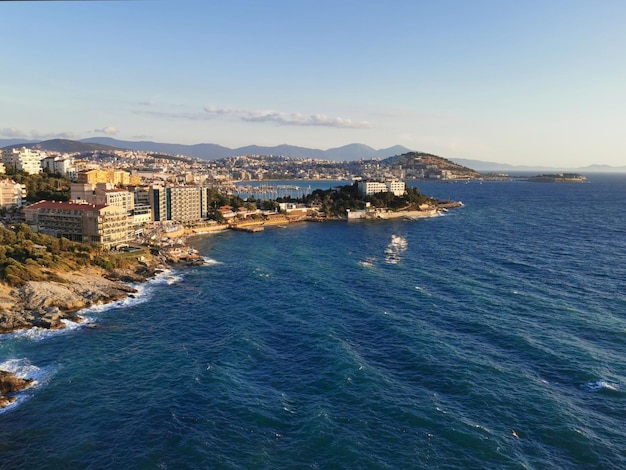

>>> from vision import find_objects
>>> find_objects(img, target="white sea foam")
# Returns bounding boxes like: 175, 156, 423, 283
200, 256, 222, 266
5, 318, 93, 342
148, 268, 184, 285
10, 271, 180, 341
583, 380, 620, 393
415, 286, 432, 296
385, 235, 408, 264
0, 358, 54, 414
151, 272, 184, 285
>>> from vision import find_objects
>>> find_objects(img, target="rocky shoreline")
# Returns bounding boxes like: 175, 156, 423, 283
0, 260, 167, 407
0, 262, 164, 335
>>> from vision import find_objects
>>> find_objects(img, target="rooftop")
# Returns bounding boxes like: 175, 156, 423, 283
26, 200, 108, 211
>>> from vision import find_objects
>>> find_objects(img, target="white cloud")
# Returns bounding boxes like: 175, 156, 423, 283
0, 128, 78, 140
139, 100, 156, 106
134, 109, 213, 120
133, 104, 372, 129
94, 126, 119, 136
0, 128, 28, 138
203, 105, 238, 115
204, 105, 371, 129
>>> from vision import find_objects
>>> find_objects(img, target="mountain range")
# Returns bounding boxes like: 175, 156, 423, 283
1, 138, 624, 173
450, 158, 626, 174
0, 138, 412, 162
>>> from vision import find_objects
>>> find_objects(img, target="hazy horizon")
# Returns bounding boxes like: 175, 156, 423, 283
1, 1, 625, 168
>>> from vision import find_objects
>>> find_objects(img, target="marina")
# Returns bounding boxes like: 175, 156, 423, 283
229, 184, 313, 200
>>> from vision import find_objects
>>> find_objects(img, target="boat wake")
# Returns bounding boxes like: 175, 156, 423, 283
385, 235, 408, 264
583, 380, 621, 393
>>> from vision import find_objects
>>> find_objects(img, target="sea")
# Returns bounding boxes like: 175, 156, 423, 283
1, 175, 625, 469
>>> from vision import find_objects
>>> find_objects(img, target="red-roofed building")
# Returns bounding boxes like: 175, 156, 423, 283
24, 200, 130, 248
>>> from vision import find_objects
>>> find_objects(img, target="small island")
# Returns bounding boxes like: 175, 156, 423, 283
527, 173, 586, 183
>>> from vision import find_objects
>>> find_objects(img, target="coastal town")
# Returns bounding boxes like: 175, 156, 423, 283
0, 142, 473, 405
1, 141, 588, 405
0, 143, 473, 249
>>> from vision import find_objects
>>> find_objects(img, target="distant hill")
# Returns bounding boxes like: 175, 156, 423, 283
80, 137, 413, 161
578, 164, 626, 173
81, 137, 234, 159
2, 137, 411, 161
0, 139, 38, 148
386, 152, 481, 177
450, 158, 626, 173
2, 139, 117, 153
4, 138, 623, 172
233, 144, 327, 159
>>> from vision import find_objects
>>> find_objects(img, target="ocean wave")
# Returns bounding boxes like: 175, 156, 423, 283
5, 318, 94, 342
583, 380, 620, 393
200, 256, 222, 266
0, 358, 54, 414
7, 270, 185, 342
84, 268, 183, 312
358, 257, 376, 268
150, 272, 184, 285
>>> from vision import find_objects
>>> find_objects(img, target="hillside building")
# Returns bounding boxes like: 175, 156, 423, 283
0, 179, 27, 208
71, 183, 134, 213
2, 148, 45, 175
149, 185, 203, 223
24, 200, 130, 248
41, 155, 76, 179
76, 168, 130, 186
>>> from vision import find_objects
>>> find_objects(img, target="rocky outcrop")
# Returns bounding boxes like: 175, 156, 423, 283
0, 370, 34, 407
0, 269, 139, 334
104, 261, 164, 283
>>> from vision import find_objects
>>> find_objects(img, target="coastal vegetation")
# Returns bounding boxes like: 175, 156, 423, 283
0, 224, 143, 288
278, 182, 436, 218
3, 169, 71, 203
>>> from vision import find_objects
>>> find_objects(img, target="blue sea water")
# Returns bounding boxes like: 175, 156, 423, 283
1, 175, 625, 469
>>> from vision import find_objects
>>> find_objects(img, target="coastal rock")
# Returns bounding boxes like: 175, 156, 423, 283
0, 369, 34, 408
0, 269, 139, 334
0, 370, 34, 408
0, 395, 17, 407
0, 370, 33, 394
105, 261, 163, 283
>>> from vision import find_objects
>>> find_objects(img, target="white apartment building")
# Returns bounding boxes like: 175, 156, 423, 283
2, 148, 45, 174
386, 180, 406, 196
0, 178, 27, 208
41, 155, 76, 179
357, 180, 406, 197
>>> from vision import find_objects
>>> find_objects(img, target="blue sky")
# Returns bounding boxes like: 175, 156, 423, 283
2, 0, 625, 166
